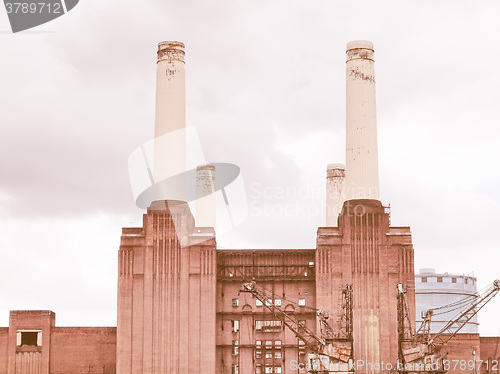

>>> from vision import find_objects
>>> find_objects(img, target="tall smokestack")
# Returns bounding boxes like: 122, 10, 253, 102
326, 163, 345, 226
345, 40, 379, 200
196, 165, 216, 228
153, 41, 186, 201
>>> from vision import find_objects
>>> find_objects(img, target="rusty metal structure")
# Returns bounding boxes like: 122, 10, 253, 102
240, 281, 354, 374
397, 280, 500, 374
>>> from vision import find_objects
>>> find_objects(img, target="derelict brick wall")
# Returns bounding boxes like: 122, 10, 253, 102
49, 327, 116, 374
480, 336, 500, 374
8, 310, 55, 374
437, 333, 481, 374
216, 249, 317, 374
0, 328, 8, 374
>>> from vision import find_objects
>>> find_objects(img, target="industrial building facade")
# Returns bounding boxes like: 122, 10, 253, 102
0, 41, 499, 374
114, 197, 414, 374
1, 204, 499, 374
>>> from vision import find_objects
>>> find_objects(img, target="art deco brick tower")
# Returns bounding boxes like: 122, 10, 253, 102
316, 41, 415, 374
116, 42, 217, 374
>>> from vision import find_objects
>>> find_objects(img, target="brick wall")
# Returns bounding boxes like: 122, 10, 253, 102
316, 199, 415, 374
49, 327, 116, 374
436, 334, 480, 374
480, 337, 500, 374
0, 311, 116, 374
0, 328, 8, 374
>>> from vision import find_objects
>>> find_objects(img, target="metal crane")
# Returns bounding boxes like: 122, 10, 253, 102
239, 281, 354, 374
397, 279, 500, 374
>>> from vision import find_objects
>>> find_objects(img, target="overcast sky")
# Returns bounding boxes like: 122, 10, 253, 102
1, 0, 499, 337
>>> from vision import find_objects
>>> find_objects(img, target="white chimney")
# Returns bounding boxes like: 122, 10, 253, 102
153, 41, 186, 201
345, 40, 380, 200
196, 165, 216, 228
326, 163, 346, 227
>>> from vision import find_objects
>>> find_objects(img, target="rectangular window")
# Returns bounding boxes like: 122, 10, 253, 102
275, 340, 282, 347
256, 299, 263, 307
17, 331, 41, 347
421, 277, 427, 283
452, 277, 457, 283
256, 320, 263, 331
437, 277, 443, 283
275, 366, 282, 373
255, 320, 282, 332
308, 261, 315, 267
256, 365, 262, 374
265, 340, 272, 348
298, 298, 306, 306
274, 299, 281, 306
268, 320, 282, 332
265, 352, 273, 359
265, 365, 273, 374
232, 340, 239, 355
232, 320, 240, 332
232, 364, 239, 374
232, 299, 239, 307
255, 349, 262, 359
275, 351, 282, 359
256, 340, 262, 346
265, 299, 272, 306
465, 278, 468, 284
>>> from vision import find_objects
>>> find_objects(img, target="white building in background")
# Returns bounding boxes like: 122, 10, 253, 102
415, 268, 479, 334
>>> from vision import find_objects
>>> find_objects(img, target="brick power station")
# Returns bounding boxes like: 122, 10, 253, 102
0, 41, 499, 374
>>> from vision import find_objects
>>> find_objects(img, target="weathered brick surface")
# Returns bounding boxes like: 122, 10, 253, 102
0, 328, 8, 374
438, 334, 481, 374
0, 311, 117, 374
49, 327, 116, 374
316, 200, 415, 374
8, 310, 54, 374
216, 249, 317, 374
116, 201, 217, 374
480, 337, 500, 374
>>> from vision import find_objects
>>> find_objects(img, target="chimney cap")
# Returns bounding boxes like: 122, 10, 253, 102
327, 163, 346, 170
196, 164, 215, 172
157, 41, 185, 63
158, 41, 185, 50
346, 40, 373, 51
